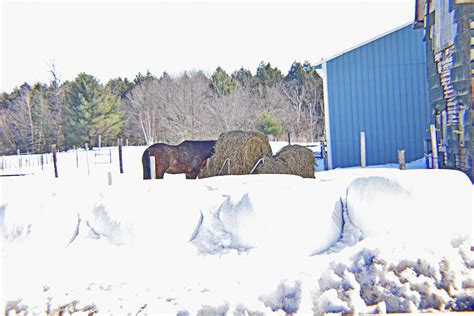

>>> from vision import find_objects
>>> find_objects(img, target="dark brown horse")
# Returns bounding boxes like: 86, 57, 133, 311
142, 140, 216, 179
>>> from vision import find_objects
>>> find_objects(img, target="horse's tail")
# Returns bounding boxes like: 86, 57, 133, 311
142, 148, 151, 179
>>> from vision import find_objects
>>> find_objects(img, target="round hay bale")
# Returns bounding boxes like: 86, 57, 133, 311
200, 131, 272, 178
252, 156, 289, 175
255, 144, 315, 178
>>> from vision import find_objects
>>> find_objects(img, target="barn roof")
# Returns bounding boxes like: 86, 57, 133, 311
314, 21, 414, 68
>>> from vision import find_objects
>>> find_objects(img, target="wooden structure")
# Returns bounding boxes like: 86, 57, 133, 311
415, 0, 474, 181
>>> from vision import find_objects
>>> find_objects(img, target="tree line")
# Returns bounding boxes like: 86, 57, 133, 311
0, 61, 324, 155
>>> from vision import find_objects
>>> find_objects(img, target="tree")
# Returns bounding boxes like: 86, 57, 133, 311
45, 63, 66, 149
134, 70, 156, 86
0, 69, 65, 154
29, 83, 57, 152
0, 84, 34, 152
283, 61, 324, 141
210, 67, 236, 96
165, 71, 210, 141
231, 67, 254, 88
106, 77, 134, 98
256, 111, 283, 139
205, 84, 259, 134
63, 73, 124, 147
255, 62, 283, 97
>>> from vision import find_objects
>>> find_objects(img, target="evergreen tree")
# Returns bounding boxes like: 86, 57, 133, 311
63, 73, 124, 148
231, 67, 254, 88
285, 61, 321, 86
255, 62, 283, 97
256, 62, 283, 87
256, 111, 283, 138
210, 67, 236, 96
106, 77, 134, 98
134, 70, 156, 85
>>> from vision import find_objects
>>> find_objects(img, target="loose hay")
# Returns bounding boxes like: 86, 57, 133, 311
255, 144, 315, 178
200, 131, 273, 178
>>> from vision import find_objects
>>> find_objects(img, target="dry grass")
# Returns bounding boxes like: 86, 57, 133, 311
254, 144, 315, 178
199, 131, 273, 178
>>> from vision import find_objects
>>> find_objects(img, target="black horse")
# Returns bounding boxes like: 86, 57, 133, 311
142, 140, 216, 179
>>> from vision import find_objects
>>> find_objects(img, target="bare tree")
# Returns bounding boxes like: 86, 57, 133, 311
122, 79, 163, 145
0, 85, 36, 151
164, 71, 210, 142
48, 63, 65, 149
204, 85, 259, 136
282, 82, 323, 140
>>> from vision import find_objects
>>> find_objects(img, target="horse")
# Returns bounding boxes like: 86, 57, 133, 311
142, 140, 216, 179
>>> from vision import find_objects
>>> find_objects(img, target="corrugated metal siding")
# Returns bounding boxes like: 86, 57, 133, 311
326, 25, 430, 168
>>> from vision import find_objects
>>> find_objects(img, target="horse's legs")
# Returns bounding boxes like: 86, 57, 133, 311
186, 170, 198, 179
156, 164, 167, 179
156, 169, 166, 179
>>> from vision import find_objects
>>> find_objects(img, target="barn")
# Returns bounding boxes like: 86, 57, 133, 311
315, 23, 430, 169
414, 0, 473, 181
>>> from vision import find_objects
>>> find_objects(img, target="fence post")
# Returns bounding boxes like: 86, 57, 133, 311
149, 155, 156, 179
287, 132, 291, 145
85, 143, 90, 175
74, 146, 79, 168
423, 139, 431, 169
52, 144, 58, 178
360, 131, 366, 168
17, 149, 22, 173
118, 139, 124, 174
321, 141, 328, 171
40, 154, 44, 170
430, 124, 439, 169
398, 149, 406, 170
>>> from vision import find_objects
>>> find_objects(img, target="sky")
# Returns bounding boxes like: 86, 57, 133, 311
1, 0, 415, 93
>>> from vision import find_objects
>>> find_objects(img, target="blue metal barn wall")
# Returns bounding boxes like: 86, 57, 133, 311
326, 25, 430, 168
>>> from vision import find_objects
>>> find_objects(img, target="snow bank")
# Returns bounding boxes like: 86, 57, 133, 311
311, 238, 474, 313
345, 169, 472, 246
1, 174, 343, 257
192, 174, 343, 256
1, 161, 473, 314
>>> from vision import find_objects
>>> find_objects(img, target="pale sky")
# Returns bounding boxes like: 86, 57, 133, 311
1, 0, 415, 93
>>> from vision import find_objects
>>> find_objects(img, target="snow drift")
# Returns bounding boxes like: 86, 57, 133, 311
1, 150, 473, 314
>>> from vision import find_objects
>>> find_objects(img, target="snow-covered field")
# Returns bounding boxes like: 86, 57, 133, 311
1, 145, 473, 314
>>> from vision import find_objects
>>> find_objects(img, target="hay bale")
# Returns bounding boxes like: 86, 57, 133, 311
255, 144, 315, 178
252, 156, 288, 175
200, 131, 272, 178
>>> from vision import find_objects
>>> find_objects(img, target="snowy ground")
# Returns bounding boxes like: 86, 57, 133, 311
1, 145, 473, 314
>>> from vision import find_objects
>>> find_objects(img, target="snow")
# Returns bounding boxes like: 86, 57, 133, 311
1, 145, 473, 314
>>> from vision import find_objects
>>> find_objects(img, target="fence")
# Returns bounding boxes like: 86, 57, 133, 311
0, 144, 135, 184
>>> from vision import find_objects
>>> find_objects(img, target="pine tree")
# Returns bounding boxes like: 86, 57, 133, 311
106, 77, 134, 98
210, 67, 236, 96
256, 111, 283, 138
256, 62, 283, 87
231, 67, 254, 88
63, 73, 124, 148
134, 70, 156, 86
255, 62, 283, 97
